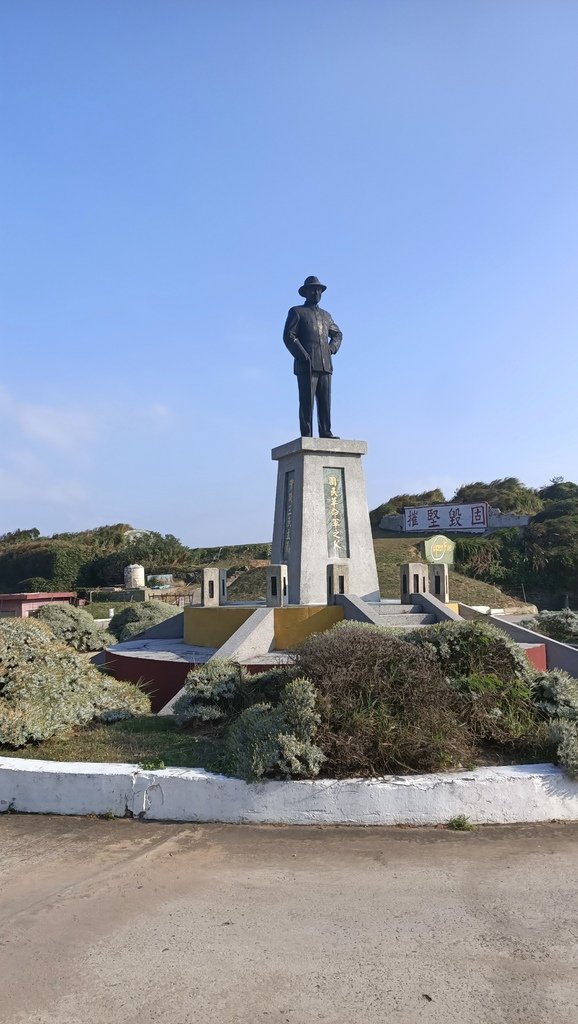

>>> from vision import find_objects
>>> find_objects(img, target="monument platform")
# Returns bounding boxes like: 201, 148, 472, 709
271, 437, 380, 605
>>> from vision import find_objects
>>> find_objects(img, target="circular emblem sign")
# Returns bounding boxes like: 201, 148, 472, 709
422, 534, 455, 565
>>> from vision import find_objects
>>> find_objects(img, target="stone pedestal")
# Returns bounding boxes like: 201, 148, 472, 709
271, 437, 380, 606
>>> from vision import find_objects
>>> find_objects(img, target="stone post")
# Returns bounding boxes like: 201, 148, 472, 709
266, 564, 288, 607
428, 563, 450, 603
201, 568, 227, 607
327, 562, 350, 604
400, 562, 428, 605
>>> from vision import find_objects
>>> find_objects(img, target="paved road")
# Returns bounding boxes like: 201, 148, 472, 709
1, 816, 577, 1024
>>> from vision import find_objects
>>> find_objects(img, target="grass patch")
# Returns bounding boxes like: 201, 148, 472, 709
227, 567, 267, 601
0, 715, 226, 771
84, 602, 134, 619
372, 535, 531, 608
447, 814, 477, 831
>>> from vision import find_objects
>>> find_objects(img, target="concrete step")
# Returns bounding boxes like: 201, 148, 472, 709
370, 603, 426, 615
375, 613, 436, 627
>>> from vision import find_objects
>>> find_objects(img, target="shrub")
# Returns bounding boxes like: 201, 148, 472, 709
404, 619, 535, 686
406, 622, 547, 754
21, 577, 54, 592
226, 677, 324, 781
0, 618, 150, 747
293, 621, 553, 777
532, 668, 578, 776
521, 609, 578, 645
173, 660, 249, 723
173, 661, 290, 724
0, 541, 87, 591
108, 602, 179, 642
295, 622, 470, 776
450, 672, 543, 745
33, 603, 113, 652
532, 668, 578, 721
550, 720, 578, 778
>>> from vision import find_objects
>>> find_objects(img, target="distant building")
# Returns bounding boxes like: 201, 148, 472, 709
0, 592, 76, 618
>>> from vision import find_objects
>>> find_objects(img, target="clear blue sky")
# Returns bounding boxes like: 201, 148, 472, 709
2, 0, 577, 545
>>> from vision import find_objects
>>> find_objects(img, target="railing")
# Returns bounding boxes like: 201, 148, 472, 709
150, 591, 199, 608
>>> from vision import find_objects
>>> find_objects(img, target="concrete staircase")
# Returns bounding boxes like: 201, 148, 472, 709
369, 603, 437, 628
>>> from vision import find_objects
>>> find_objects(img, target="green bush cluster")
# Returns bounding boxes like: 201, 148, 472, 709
405, 620, 550, 754
0, 521, 273, 594
173, 660, 319, 780
173, 660, 248, 723
0, 541, 87, 592
173, 661, 289, 725
0, 618, 150, 747
296, 623, 473, 775
532, 668, 578, 777
108, 602, 179, 643
33, 603, 113, 652
226, 678, 324, 782
521, 609, 578, 644
22, 577, 54, 592
404, 619, 536, 686
294, 620, 553, 777
174, 622, 577, 781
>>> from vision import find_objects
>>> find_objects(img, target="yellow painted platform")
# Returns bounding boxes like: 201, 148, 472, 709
184, 604, 345, 652
273, 605, 343, 649
183, 607, 254, 648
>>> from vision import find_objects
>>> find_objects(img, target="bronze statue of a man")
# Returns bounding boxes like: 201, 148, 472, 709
283, 275, 342, 438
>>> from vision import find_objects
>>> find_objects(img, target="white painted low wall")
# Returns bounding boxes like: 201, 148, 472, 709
1, 757, 578, 825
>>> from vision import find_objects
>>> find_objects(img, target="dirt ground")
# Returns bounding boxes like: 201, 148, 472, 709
1, 816, 577, 1024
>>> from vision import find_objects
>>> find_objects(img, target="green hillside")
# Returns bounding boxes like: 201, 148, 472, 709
369, 478, 578, 609
0, 525, 271, 594
4, 470, 578, 609
0, 522, 533, 609
372, 536, 529, 608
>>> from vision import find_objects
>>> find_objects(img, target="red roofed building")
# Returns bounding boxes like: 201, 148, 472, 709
0, 593, 76, 618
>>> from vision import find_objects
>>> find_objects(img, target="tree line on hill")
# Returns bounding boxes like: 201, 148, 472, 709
0, 524, 271, 593
1, 477, 578, 604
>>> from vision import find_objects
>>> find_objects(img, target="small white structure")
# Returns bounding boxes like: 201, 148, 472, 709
124, 564, 145, 589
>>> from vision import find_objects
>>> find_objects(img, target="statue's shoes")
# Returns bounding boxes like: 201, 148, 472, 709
320, 433, 340, 439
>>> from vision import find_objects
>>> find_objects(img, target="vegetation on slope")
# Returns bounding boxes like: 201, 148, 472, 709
0, 524, 270, 594
371, 477, 578, 606
2, 476, 578, 606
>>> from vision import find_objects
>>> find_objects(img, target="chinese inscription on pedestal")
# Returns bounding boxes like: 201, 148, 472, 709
323, 468, 350, 558
282, 470, 295, 561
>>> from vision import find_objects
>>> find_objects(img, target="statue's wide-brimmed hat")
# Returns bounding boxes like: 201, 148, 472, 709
298, 275, 327, 297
